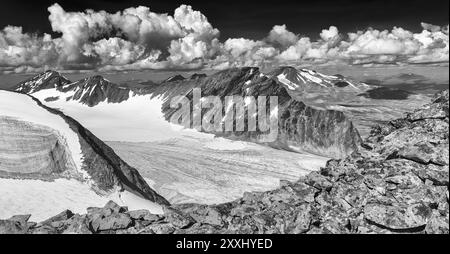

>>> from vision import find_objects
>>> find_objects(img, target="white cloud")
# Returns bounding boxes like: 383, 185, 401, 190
168, 35, 208, 65
0, 26, 60, 68
421, 22, 442, 32
0, 3, 448, 73
223, 38, 260, 58
82, 37, 145, 65
266, 25, 298, 49
277, 38, 312, 61
346, 29, 414, 55
320, 26, 339, 41
174, 5, 220, 41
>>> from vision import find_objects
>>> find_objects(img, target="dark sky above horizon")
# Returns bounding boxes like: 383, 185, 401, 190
1, 0, 449, 40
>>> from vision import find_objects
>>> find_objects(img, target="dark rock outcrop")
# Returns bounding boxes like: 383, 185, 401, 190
157, 67, 361, 158
4, 90, 447, 234
63, 76, 131, 106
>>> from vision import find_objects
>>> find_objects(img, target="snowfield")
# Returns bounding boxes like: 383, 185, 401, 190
32, 88, 266, 150
0, 90, 164, 220
0, 178, 163, 221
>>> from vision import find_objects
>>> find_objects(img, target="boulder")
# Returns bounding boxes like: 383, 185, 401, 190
127, 209, 162, 223
62, 214, 91, 234
39, 210, 74, 227
89, 212, 133, 232
163, 207, 195, 229
0, 214, 32, 234
8, 214, 31, 225
0, 220, 28, 234
425, 211, 449, 234
142, 223, 175, 234
364, 203, 432, 232
171, 204, 224, 227
31, 225, 58, 234
104, 200, 128, 213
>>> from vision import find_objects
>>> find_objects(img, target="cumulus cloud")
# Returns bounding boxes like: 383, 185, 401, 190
0, 26, 60, 68
0, 3, 448, 73
82, 37, 145, 65
320, 26, 340, 41
220, 38, 279, 67
421, 22, 442, 32
223, 38, 260, 58
275, 24, 449, 66
266, 25, 298, 49
344, 26, 449, 64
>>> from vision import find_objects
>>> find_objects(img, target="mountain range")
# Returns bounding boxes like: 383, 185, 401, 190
1, 66, 447, 234
14, 67, 365, 158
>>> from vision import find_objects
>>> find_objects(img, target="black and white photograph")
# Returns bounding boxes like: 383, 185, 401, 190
0, 0, 448, 240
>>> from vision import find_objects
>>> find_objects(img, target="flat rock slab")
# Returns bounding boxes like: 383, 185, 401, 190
364, 203, 432, 232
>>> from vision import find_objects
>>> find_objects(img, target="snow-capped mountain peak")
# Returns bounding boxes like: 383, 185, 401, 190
271, 66, 366, 91
15, 70, 71, 94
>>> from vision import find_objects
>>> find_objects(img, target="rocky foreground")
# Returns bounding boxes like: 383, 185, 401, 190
1, 90, 448, 234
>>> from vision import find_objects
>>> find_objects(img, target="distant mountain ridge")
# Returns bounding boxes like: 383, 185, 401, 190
17, 72, 136, 107
271, 66, 366, 90
269, 66, 372, 106
14, 67, 363, 158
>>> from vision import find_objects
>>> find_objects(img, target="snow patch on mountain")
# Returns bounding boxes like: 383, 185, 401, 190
276, 73, 299, 90
32, 89, 176, 142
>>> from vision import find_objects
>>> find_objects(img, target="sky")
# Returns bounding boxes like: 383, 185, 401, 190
0, 0, 448, 73
1, 0, 449, 39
